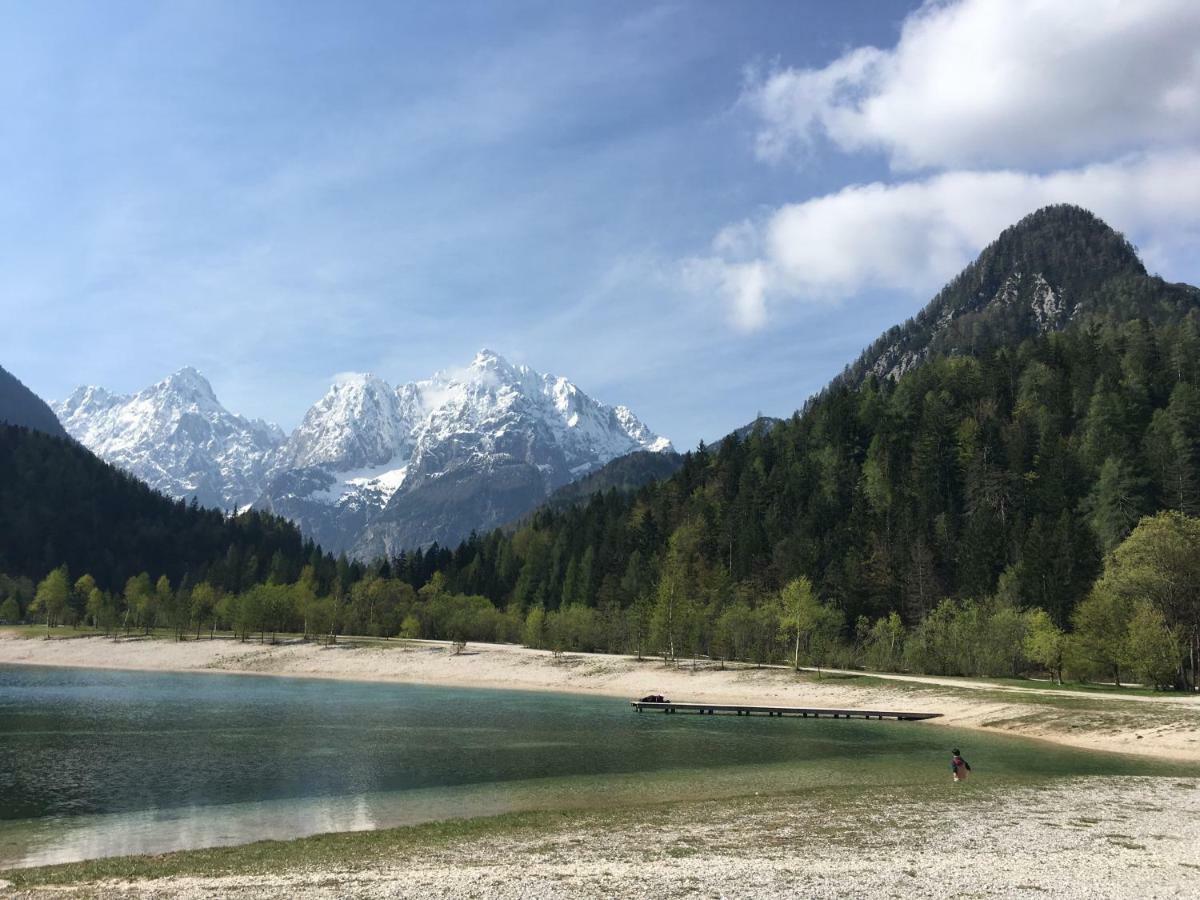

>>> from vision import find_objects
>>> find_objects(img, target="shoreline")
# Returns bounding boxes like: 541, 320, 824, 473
4, 777, 1199, 899
1, 632, 1198, 762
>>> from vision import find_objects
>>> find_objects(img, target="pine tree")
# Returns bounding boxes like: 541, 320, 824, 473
1085, 456, 1149, 554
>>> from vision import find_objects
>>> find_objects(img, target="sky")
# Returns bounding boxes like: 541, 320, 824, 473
2, 0, 1199, 449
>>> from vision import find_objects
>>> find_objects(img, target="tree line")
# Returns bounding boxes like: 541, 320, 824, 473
6, 509, 1196, 691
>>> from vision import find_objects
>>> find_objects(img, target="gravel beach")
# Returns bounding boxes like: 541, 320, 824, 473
4, 778, 1198, 899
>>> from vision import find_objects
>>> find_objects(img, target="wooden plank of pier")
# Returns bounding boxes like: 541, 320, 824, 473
629, 700, 941, 721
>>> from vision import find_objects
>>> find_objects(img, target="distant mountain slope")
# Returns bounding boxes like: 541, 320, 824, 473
54, 368, 285, 510
539, 450, 684, 514
0, 423, 316, 591
531, 418, 785, 519
837, 204, 1196, 387
0, 365, 67, 439
723, 415, 783, 443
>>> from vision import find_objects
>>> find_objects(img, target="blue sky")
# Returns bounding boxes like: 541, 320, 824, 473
3, 0, 1199, 448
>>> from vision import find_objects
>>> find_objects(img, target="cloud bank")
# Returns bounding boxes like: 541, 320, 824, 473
744, 0, 1200, 171
703, 0, 1200, 330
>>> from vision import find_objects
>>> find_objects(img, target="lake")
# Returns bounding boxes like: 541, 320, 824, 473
0, 664, 1187, 868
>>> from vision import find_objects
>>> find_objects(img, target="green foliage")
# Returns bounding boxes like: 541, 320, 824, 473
0, 574, 34, 621
30, 566, 70, 628
1125, 601, 1181, 690
777, 577, 840, 672
1023, 609, 1067, 684
540, 451, 685, 514
1084, 457, 1150, 554
903, 598, 1029, 677
1080, 511, 1200, 688
861, 612, 905, 672
0, 595, 20, 623
1069, 587, 1134, 685
190, 582, 219, 637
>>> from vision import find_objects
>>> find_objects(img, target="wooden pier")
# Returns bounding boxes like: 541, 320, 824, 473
630, 700, 941, 721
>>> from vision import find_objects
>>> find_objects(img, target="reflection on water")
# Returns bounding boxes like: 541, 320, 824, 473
0, 664, 1190, 868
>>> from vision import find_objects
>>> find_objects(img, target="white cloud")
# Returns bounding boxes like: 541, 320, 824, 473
744, 0, 1200, 171
330, 371, 372, 387
694, 151, 1200, 326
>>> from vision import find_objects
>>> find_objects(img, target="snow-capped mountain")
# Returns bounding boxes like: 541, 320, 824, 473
57, 351, 671, 557
278, 374, 422, 471
54, 368, 286, 510
259, 350, 673, 556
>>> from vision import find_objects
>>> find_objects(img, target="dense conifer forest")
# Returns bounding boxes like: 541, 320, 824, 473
0, 425, 321, 593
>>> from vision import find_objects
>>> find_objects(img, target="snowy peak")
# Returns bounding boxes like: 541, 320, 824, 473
57, 351, 671, 556
57, 384, 121, 424
280, 373, 416, 470
260, 349, 671, 555
158, 366, 219, 404
284, 349, 674, 481
470, 347, 513, 374
614, 405, 673, 453
54, 369, 285, 510
397, 349, 674, 480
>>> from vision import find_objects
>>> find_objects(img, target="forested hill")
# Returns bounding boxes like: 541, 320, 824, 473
0, 424, 325, 592
0, 364, 67, 439
536, 450, 684, 515
412, 205, 1200, 637
836, 205, 1195, 387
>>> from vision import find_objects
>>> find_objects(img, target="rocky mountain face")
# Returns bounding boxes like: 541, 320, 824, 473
54, 368, 286, 510
57, 352, 672, 557
835, 205, 1162, 388
0, 364, 68, 439
262, 350, 672, 558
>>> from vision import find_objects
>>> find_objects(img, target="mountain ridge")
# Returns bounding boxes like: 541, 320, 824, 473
54, 367, 286, 511
57, 351, 672, 557
0, 364, 68, 439
835, 205, 1170, 389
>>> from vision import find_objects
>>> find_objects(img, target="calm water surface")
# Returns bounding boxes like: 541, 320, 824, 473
0, 664, 1189, 868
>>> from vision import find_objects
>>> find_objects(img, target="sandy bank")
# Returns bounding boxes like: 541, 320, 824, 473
1, 633, 1197, 762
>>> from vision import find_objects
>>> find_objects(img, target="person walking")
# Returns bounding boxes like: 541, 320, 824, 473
950, 748, 971, 782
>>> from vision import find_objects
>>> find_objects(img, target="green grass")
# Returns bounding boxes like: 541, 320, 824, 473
0, 624, 107, 641
0, 624, 425, 649
976, 676, 1166, 698
799, 667, 1177, 699
836, 672, 1196, 709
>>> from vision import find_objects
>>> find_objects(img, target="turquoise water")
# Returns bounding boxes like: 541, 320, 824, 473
0, 664, 1189, 868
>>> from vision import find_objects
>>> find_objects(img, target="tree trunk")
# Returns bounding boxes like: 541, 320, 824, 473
667, 594, 675, 662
